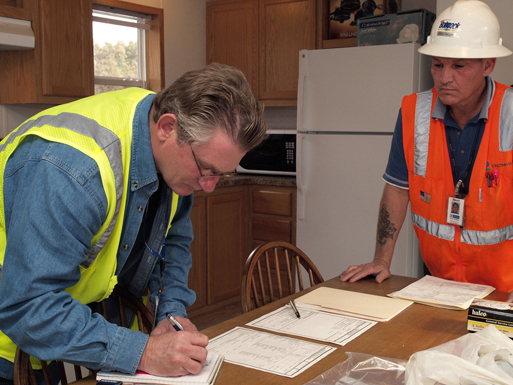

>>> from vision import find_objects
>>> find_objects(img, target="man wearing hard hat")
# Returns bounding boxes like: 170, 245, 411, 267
340, 0, 513, 298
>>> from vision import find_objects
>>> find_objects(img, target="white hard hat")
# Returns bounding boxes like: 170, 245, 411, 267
418, 0, 512, 58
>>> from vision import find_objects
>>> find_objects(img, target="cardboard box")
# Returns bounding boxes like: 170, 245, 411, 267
329, 0, 390, 45
467, 298, 513, 338
357, 8, 435, 46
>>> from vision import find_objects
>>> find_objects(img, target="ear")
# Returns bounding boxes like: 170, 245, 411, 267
483, 58, 496, 76
155, 113, 178, 142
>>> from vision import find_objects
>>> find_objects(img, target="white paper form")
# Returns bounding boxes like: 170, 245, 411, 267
207, 327, 336, 378
389, 275, 495, 310
247, 305, 376, 345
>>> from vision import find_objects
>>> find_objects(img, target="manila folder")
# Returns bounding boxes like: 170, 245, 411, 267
295, 287, 412, 322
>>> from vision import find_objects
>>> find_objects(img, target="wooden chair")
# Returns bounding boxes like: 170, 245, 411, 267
13, 286, 154, 385
241, 241, 324, 313
99, 285, 154, 334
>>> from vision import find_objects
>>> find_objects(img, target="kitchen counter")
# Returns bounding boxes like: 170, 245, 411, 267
216, 174, 296, 188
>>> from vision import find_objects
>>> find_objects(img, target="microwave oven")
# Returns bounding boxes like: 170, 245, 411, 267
236, 129, 296, 176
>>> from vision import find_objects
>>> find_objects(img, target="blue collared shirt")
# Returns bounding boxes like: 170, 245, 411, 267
383, 77, 494, 191
0, 94, 196, 378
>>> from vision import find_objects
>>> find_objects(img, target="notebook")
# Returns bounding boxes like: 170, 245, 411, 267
96, 353, 224, 385
294, 287, 413, 322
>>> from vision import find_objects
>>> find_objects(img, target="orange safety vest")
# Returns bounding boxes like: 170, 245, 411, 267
402, 82, 513, 292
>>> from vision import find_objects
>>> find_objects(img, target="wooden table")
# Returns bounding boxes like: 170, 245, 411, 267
77, 275, 509, 385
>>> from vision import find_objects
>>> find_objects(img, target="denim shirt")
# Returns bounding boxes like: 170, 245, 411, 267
0, 94, 196, 378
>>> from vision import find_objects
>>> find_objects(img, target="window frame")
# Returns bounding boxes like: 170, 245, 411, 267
92, 0, 164, 93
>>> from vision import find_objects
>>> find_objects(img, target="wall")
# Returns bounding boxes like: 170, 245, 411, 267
162, 0, 211, 86
0, 104, 48, 138
0, 0, 211, 137
402, 0, 436, 13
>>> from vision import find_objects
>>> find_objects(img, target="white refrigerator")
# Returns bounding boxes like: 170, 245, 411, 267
296, 43, 433, 280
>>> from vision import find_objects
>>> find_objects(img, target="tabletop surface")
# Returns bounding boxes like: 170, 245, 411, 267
77, 275, 509, 385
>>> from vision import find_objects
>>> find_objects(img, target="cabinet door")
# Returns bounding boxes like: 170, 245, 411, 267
0, 0, 31, 18
206, 188, 247, 304
206, 0, 259, 95
0, 0, 94, 103
39, 0, 94, 98
187, 194, 207, 312
258, 0, 316, 101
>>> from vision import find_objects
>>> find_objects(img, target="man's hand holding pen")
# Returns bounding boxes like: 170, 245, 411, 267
138, 315, 209, 377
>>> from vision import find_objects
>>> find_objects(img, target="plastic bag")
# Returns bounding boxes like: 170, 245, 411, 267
406, 325, 513, 385
304, 352, 407, 385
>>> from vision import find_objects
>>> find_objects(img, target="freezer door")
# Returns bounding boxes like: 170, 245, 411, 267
296, 133, 422, 280
297, 43, 433, 134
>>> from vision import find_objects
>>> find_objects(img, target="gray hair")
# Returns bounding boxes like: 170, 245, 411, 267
152, 63, 267, 151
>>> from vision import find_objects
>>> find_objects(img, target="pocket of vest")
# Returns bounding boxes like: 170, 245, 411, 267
481, 167, 513, 229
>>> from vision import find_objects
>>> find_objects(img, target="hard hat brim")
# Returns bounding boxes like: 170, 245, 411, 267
418, 43, 513, 59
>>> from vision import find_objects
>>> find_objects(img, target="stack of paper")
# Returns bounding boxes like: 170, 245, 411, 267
294, 287, 413, 322
388, 275, 495, 310
96, 354, 224, 385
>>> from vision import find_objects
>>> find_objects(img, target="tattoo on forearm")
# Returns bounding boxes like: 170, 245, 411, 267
377, 204, 397, 246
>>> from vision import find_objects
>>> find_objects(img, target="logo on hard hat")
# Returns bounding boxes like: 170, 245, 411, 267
437, 19, 461, 37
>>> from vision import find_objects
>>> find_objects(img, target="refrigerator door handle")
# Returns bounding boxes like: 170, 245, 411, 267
297, 133, 305, 220
297, 50, 307, 221
297, 50, 307, 133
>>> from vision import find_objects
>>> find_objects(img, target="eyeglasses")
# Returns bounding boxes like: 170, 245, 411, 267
189, 144, 235, 180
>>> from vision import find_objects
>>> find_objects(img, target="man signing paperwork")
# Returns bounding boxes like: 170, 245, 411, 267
0, 63, 267, 382
340, 0, 513, 298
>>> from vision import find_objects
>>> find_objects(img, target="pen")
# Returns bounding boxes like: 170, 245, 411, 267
289, 300, 301, 318
166, 314, 185, 331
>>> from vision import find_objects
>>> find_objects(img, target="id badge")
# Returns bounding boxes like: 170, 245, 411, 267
447, 197, 464, 226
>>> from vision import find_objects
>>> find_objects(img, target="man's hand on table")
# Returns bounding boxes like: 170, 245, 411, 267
137, 316, 209, 377
339, 258, 391, 283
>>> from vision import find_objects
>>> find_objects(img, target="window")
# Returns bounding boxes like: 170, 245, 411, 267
92, 1, 164, 94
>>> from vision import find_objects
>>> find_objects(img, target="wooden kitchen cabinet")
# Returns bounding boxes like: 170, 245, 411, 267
206, 0, 259, 96
258, 0, 316, 101
0, 0, 94, 104
250, 185, 297, 249
187, 181, 296, 323
187, 194, 207, 312
187, 185, 249, 314
206, 0, 317, 106
206, 186, 248, 304
0, 0, 32, 19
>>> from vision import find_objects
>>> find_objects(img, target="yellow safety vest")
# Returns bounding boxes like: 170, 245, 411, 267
0, 88, 178, 366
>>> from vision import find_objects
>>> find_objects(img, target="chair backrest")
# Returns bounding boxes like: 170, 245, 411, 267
13, 350, 90, 385
13, 286, 154, 385
100, 286, 155, 334
241, 241, 324, 313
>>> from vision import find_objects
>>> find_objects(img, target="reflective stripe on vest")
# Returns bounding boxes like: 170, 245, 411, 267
499, 87, 513, 151
411, 212, 455, 241
413, 91, 433, 178
413, 211, 513, 245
